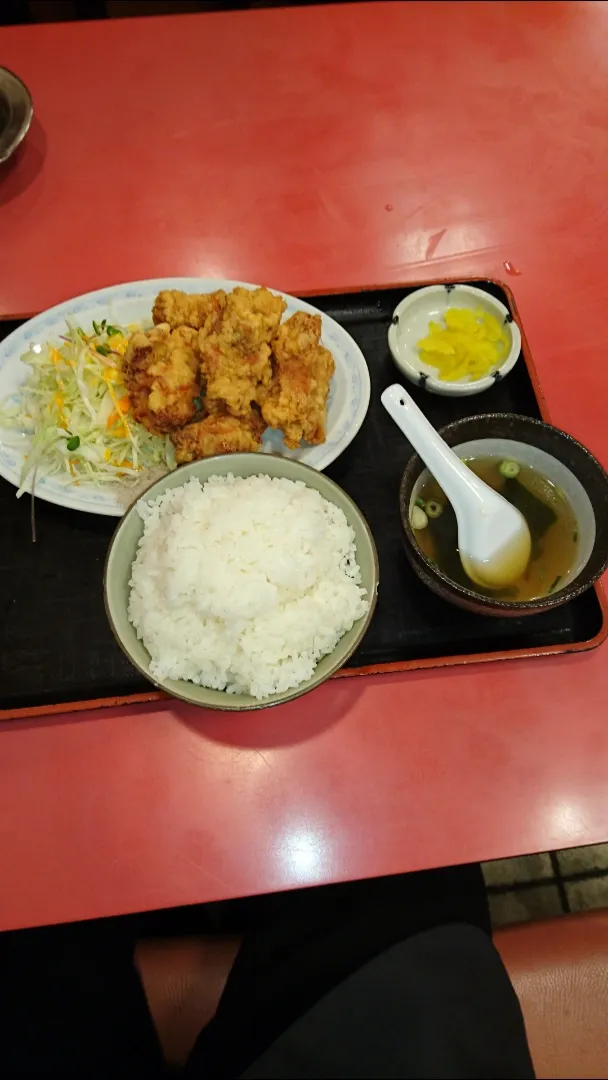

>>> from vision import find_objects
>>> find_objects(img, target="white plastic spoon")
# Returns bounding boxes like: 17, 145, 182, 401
381, 383, 531, 590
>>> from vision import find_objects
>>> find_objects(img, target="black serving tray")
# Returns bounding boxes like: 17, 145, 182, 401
0, 280, 605, 719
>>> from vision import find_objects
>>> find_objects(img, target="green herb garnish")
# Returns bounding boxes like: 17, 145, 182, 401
415, 496, 426, 509
92, 319, 101, 336
425, 499, 443, 519
105, 325, 121, 338
96, 344, 110, 356
499, 460, 520, 479
65, 435, 80, 452
192, 395, 203, 413
548, 575, 562, 593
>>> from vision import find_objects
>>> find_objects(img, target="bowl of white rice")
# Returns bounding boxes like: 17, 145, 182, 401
104, 454, 378, 711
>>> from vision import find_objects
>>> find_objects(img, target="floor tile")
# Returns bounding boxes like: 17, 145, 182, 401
482, 852, 553, 888
557, 843, 608, 875
566, 875, 608, 912
489, 884, 563, 928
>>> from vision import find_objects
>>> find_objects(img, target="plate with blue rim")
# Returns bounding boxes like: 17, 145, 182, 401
0, 278, 371, 516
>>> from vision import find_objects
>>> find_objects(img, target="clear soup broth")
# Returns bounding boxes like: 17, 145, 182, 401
412, 457, 579, 601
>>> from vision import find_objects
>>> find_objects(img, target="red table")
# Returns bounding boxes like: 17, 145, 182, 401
2, 1, 608, 933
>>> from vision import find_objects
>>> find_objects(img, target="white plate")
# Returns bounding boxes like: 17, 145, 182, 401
387, 283, 521, 396
0, 278, 370, 516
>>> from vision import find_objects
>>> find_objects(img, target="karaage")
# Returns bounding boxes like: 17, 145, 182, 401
199, 287, 287, 418
133, 286, 335, 459
123, 326, 201, 435
152, 289, 226, 335
171, 405, 265, 463
260, 312, 334, 448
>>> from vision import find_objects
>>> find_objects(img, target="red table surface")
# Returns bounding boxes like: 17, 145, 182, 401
2, 1, 608, 932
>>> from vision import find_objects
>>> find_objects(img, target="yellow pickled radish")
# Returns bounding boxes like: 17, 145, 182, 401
417, 307, 509, 381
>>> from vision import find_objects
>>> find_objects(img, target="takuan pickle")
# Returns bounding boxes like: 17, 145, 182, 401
417, 307, 510, 382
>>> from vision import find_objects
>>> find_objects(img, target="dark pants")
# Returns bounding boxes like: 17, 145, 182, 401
0, 864, 532, 1077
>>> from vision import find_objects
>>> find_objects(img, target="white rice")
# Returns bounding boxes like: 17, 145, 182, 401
128, 474, 370, 699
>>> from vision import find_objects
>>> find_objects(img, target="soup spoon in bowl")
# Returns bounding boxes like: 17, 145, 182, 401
381, 384, 531, 590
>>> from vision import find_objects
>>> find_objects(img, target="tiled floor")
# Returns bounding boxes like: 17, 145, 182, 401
483, 842, 608, 927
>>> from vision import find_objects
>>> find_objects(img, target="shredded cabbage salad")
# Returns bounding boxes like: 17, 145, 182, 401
0, 320, 175, 496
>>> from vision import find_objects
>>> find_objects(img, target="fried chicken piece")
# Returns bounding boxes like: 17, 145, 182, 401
123, 326, 201, 435
199, 287, 287, 418
152, 290, 226, 335
260, 312, 335, 448
199, 338, 272, 417
171, 406, 265, 462
220, 287, 287, 350
147, 322, 199, 348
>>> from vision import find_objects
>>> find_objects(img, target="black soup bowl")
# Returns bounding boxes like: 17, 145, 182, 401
399, 414, 608, 617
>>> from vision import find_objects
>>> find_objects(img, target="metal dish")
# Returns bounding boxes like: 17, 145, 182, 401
0, 67, 33, 165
